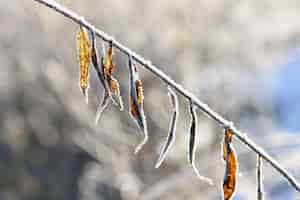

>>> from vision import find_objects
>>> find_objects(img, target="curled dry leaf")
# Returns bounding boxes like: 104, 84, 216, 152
189, 102, 197, 171
90, 31, 109, 93
76, 26, 91, 103
128, 56, 148, 154
90, 31, 112, 124
108, 76, 123, 109
95, 41, 123, 124
186, 101, 213, 185
101, 41, 124, 111
257, 155, 264, 200
155, 87, 179, 168
223, 128, 238, 200
102, 41, 115, 77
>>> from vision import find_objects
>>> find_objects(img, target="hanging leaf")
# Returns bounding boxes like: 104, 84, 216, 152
257, 155, 264, 200
186, 101, 213, 184
94, 41, 124, 124
189, 102, 197, 170
223, 128, 238, 200
128, 55, 148, 154
90, 31, 109, 93
101, 41, 123, 110
155, 87, 179, 168
102, 41, 115, 77
76, 26, 91, 104
108, 76, 123, 110
223, 128, 233, 160
90, 31, 113, 124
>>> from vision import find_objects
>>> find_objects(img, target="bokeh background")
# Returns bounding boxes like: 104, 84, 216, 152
1, 0, 300, 199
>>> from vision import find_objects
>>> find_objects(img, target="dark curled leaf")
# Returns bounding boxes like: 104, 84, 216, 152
189, 102, 196, 167
223, 128, 238, 200
155, 87, 179, 168
90, 31, 108, 93
188, 101, 213, 185
128, 55, 148, 154
257, 155, 264, 200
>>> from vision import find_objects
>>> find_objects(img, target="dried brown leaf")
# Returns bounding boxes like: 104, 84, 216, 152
100, 42, 123, 110
223, 128, 237, 200
128, 56, 148, 154
108, 76, 123, 110
76, 26, 90, 104
102, 41, 115, 77
90, 32, 115, 124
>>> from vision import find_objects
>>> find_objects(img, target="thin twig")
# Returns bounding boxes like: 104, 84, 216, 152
33, 0, 300, 192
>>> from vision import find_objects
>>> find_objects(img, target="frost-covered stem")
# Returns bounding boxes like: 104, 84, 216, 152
33, 0, 300, 192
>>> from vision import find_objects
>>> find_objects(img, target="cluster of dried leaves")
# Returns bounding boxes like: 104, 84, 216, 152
76, 26, 146, 153
76, 25, 265, 199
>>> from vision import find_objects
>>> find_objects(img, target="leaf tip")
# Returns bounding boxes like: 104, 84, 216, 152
95, 110, 101, 125
81, 87, 89, 104
155, 155, 165, 169
191, 162, 214, 185
134, 130, 148, 154
154, 162, 162, 169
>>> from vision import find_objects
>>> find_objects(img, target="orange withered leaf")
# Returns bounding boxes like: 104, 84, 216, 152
135, 79, 143, 106
155, 87, 179, 168
223, 128, 233, 160
223, 128, 238, 200
128, 55, 148, 154
109, 76, 123, 110
76, 26, 91, 104
102, 41, 116, 77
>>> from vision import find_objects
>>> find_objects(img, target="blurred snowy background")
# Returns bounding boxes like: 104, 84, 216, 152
0, 0, 300, 199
